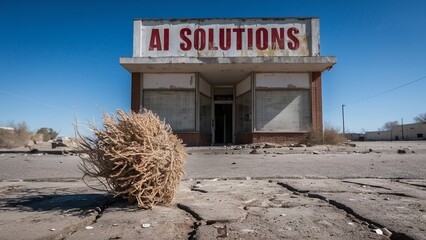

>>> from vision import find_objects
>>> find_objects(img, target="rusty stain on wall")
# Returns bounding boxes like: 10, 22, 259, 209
136, 18, 315, 58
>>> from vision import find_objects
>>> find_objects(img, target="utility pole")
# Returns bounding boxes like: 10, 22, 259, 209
342, 105, 346, 135
401, 118, 404, 140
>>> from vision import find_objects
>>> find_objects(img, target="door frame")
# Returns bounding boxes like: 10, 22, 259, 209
212, 102, 234, 144
211, 85, 235, 145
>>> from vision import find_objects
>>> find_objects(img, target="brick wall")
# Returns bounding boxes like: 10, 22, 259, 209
131, 72, 141, 112
311, 72, 323, 132
236, 132, 306, 145
176, 133, 211, 146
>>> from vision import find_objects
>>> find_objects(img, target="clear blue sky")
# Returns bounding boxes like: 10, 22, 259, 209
1, 0, 425, 136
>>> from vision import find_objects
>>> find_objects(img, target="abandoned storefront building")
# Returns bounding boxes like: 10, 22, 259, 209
120, 18, 336, 146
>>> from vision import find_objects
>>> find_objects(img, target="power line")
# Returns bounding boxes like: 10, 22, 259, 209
324, 75, 426, 112
0, 89, 73, 113
344, 75, 426, 105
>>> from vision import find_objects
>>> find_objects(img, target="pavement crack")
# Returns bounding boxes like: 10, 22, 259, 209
61, 196, 117, 239
187, 221, 201, 240
177, 203, 203, 221
389, 232, 416, 240
277, 181, 416, 240
276, 182, 309, 193
326, 199, 383, 227
43, 217, 96, 240
91, 196, 118, 223
278, 181, 383, 227
306, 193, 328, 201
377, 192, 416, 198
342, 180, 392, 190
325, 199, 416, 240
190, 188, 208, 193
394, 180, 426, 190
176, 203, 203, 240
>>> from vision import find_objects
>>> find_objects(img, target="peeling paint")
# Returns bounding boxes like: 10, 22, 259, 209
135, 18, 315, 58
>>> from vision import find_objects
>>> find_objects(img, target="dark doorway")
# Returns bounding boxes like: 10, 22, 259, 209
214, 104, 233, 144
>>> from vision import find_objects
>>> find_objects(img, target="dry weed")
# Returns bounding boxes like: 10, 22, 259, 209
323, 125, 347, 145
0, 122, 32, 149
77, 109, 186, 209
304, 125, 346, 145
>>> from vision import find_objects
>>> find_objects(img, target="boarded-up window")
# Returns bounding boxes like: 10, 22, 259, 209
200, 94, 211, 133
255, 90, 311, 132
143, 90, 195, 131
236, 91, 252, 132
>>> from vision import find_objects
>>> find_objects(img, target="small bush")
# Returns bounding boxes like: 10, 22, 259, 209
323, 125, 347, 145
304, 125, 346, 145
77, 109, 187, 209
0, 122, 32, 149
305, 128, 323, 145
35, 127, 59, 141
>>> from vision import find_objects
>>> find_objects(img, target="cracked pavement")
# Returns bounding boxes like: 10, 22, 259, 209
0, 141, 426, 239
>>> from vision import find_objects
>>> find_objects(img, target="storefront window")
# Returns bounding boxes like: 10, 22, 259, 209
236, 91, 252, 133
255, 90, 311, 132
143, 90, 196, 131
200, 94, 211, 133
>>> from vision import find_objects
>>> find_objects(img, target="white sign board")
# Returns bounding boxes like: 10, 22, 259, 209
134, 18, 318, 58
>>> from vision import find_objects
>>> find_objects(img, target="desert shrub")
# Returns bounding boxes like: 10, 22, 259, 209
304, 124, 346, 145
323, 125, 347, 145
304, 128, 323, 145
36, 127, 59, 141
0, 122, 32, 148
77, 109, 187, 209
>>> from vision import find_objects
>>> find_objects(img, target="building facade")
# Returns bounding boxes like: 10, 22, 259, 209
366, 122, 426, 141
120, 18, 336, 145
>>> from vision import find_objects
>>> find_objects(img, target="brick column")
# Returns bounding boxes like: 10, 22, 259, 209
131, 73, 141, 112
311, 72, 323, 132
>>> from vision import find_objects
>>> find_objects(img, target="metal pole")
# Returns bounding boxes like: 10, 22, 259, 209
342, 105, 346, 134
401, 118, 404, 140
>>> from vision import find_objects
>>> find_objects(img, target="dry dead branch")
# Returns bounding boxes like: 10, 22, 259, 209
77, 109, 186, 209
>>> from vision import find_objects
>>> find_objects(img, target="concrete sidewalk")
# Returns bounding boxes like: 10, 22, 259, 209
1, 141, 426, 239
1, 178, 425, 239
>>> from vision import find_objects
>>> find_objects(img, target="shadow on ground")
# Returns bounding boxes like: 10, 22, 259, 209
1, 193, 123, 215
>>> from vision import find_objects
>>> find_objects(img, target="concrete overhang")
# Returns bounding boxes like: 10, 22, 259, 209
120, 56, 336, 84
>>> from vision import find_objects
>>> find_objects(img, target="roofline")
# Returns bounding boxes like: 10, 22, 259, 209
119, 56, 336, 74
133, 17, 320, 21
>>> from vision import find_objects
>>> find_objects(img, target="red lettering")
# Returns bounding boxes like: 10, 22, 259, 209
173, 26, 301, 53
208, 28, 218, 50
256, 28, 268, 50
180, 28, 192, 51
219, 28, 231, 50
287, 27, 300, 50
149, 29, 162, 51
194, 28, 206, 50
233, 28, 245, 50
271, 28, 285, 50
163, 28, 169, 51
247, 28, 253, 50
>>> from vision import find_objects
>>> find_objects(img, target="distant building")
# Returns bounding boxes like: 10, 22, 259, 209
365, 131, 392, 141
365, 122, 426, 141
345, 133, 365, 141
392, 122, 426, 140
120, 18, 336, 145
0, 127, 14, 131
